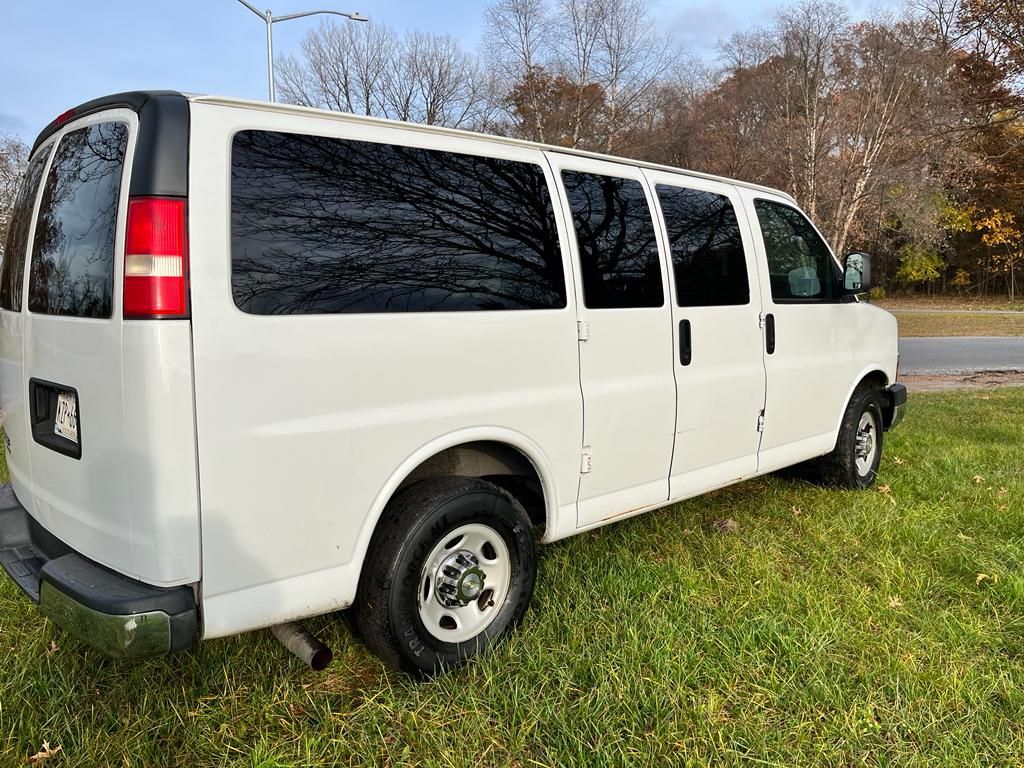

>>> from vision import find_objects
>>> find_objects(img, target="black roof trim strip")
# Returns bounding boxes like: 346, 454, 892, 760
31, 91, 189, 199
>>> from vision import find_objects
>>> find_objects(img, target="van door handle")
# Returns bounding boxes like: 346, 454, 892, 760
765, 313, 776, 355
679, 319, 692, 366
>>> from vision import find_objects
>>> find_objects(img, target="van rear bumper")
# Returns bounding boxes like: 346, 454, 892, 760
0, 484, 197, 657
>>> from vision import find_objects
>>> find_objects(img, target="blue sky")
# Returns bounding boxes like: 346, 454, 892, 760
1, 0, 899, 143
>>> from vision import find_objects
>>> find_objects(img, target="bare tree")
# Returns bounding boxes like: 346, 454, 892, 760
276, 20, 394, 115
594, 0, 674, 152
484, 0, 554, 141
277, 22, 490, 129
382, 32, 492, 127
554, 0, 605, 147
826, 17, 941, 255
0, 134, 29, 258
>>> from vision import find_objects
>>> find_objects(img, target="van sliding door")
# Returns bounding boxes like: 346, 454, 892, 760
643, 171, 767, 498
546, 154, 676, 529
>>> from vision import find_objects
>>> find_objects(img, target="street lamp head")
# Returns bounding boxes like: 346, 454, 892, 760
347, 11, 369, 21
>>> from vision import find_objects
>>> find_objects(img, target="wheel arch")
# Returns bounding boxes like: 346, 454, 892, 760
350, 428, 558, 585
831, 366, 889, 444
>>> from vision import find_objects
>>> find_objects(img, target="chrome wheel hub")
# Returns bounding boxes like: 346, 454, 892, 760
418, 523, 511, 643
855, 411, 878, 476
435, 551, 486, 607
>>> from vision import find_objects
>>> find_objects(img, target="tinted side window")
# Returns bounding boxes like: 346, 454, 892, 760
656, 185, 749, 307
231, 131, 566, 314
0, 148, 51, 311
561, 171, 663, 309
754, 199, 839, 302
28, 122, 128, 318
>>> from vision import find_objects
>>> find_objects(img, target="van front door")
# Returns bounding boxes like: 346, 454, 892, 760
546, 154, 676, 528
741, 191, 856, 470
643, 172, 767, 498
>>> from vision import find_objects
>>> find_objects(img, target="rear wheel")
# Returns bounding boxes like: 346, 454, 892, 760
354, 477, 536, 676
815, 385, 885, 489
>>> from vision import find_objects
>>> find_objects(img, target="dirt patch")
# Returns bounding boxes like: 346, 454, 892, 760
901, 370, 1024, 392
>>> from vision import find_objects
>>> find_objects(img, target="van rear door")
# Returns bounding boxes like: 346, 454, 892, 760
5, 96, 200, 588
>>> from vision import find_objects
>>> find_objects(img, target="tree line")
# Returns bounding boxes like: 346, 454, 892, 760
277, 0, 1023, 299
2, 0, 1020, 298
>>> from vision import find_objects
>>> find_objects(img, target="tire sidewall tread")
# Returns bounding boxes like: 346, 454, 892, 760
820, 385, 885, 489
354, 477, 536, 676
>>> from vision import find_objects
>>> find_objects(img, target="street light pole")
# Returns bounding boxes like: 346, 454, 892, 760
235, 0, 369, 102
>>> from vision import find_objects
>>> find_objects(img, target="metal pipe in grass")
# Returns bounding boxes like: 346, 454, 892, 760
270, 622, 332, 670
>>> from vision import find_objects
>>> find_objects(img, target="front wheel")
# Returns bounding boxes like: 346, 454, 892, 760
816, 385, 885, 489
354, 477, 536, 676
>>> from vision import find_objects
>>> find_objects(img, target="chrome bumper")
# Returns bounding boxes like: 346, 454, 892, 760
0, 484, 196, 658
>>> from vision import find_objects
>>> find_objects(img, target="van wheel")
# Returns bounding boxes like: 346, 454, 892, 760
816, 385, 885, 489
354, 477, 536, 676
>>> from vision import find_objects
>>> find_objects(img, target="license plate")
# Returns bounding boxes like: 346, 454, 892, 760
54, 392, 78, 444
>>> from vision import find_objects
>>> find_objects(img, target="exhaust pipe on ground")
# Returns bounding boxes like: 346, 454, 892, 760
270, 622, 333, 670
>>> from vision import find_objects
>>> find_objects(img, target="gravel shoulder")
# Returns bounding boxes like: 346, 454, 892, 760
900, 369, 1024, 392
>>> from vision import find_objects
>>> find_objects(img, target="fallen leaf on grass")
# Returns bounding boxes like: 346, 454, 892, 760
889, 596, 903, 608
891, 456, 904, 465
46, 640, 58, 655
791, 506, 802, 517
998, 487, 1008, 496
28, 742, 62, 763
973, 475, 985, 484
712, 518, 738, 533
977, 573, 998, 585
957, 532, 973, 541
878, 484, 891, 495
997, 504, 1009, 512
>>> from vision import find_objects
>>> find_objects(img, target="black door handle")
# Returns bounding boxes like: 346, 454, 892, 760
679, 319, 692, 366
765, 313, 775, 355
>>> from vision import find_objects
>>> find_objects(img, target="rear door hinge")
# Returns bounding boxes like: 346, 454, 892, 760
758, 312, 767, 329
580, 446, 593, 474
757, 410, 765, 432
577, 320, 590, 341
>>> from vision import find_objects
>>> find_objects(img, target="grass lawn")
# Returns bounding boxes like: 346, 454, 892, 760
2, 389, 1024, 766
878, 296, 1024, 312
894, 311, 1024, 337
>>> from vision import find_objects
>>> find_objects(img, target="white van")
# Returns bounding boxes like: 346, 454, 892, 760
0, 91, 905, 674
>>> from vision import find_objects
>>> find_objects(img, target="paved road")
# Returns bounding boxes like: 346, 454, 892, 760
899, 336, 1024, 375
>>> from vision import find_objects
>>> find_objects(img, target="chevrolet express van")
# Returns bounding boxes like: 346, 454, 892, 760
0, 91, 905, 675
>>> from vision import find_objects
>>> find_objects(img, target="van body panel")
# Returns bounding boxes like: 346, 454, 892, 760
187, 103, 583, 634
4, 105, 201, 587
0, 142, 53, 505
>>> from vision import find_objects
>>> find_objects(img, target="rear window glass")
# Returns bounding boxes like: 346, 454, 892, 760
656, 185, 749, 307
28, 122, 128, 318
1, 148, 51, 311
231, 130, 566, 314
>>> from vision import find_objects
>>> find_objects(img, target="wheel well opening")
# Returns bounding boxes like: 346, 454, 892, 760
860, 370, 888, 392
396, 441, 547, 530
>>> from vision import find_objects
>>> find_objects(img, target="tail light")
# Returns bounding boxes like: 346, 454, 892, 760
123, 197, 189, 318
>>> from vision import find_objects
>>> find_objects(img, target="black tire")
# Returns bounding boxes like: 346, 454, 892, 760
815, 385, 885, 489
354, 477, 536, 677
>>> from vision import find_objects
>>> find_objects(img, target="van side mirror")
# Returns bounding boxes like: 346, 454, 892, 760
843, 252, 871, 295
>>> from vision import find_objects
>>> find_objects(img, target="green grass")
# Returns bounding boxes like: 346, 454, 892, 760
878, 296, 1024, 312
2, 390, 1024, 766
895, 311, 1024, 337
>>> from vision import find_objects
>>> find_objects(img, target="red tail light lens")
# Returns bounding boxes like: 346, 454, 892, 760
123, 197, 189, 318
